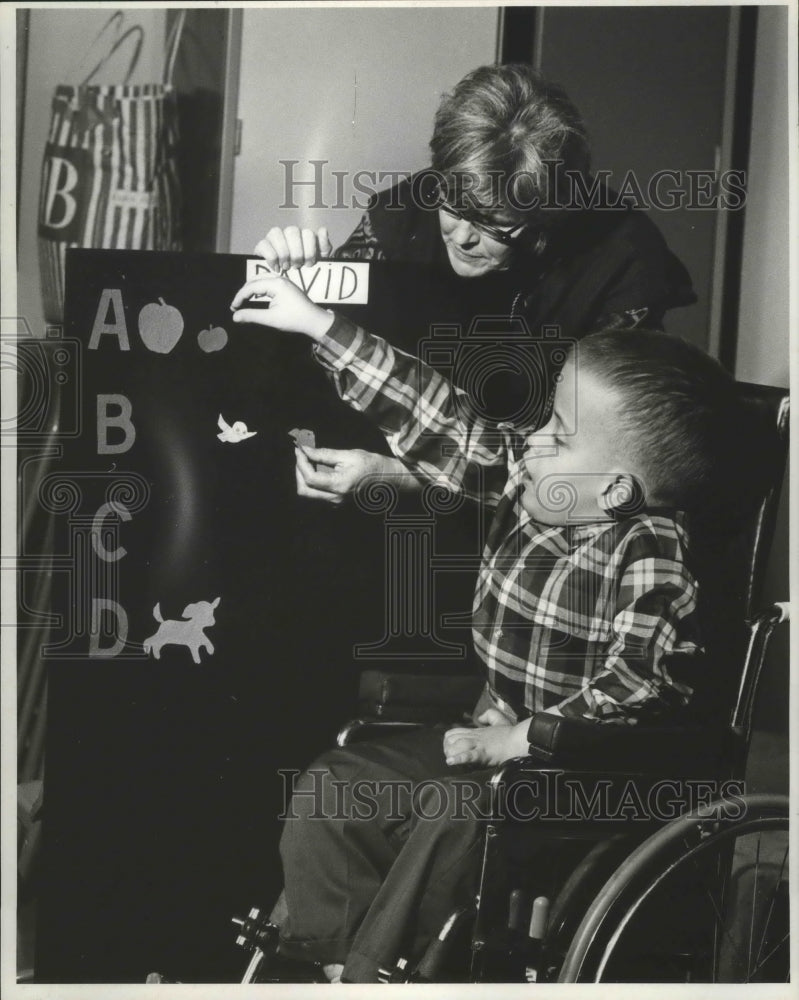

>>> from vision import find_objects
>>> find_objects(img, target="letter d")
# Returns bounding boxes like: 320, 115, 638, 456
338, 265, 357, 300
89, 599, 129, 657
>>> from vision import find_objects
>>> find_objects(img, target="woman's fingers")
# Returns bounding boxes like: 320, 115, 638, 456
318, 227, 333, 258
255, 226, 332, 271
261, 228, 291, 270
281, 227, 306, 269
300, 228, 318, 265
253, 238, 280, 271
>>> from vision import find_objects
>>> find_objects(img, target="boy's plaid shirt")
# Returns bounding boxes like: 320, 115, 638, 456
314, 315, 702, 724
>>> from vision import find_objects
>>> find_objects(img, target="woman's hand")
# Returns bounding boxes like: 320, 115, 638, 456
254, 226, 333, 272
443, 715, 530, 768
294, 447, 408, 504
230, 275, 334, 340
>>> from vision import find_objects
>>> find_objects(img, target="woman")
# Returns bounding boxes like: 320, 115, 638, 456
256, 64, 695, 504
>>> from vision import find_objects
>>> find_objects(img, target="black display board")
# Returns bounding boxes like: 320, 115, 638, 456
33, 249, 561, 982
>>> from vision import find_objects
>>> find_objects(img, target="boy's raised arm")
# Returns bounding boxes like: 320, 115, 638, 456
231, 275, 510, 500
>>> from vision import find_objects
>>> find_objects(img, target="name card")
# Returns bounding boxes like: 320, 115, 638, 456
246, 259, 369, 305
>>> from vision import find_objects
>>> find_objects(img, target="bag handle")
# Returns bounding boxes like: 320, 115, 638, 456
74, 10, 125, 76
77, 10, 144, 86
163, 10, 187, 87
81, 26, 144, 86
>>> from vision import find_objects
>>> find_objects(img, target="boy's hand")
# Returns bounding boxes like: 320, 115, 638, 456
295, 446, 389, 505
443, 717, 530, 767
255, 226, 333, 272
230, 275, 334, 341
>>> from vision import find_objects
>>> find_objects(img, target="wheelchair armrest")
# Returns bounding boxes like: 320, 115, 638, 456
336, 719, 427, 747
339, 670, 482, 745
751, 601, 790, 625
523, 713, 725, 776
356, 669, 483, 719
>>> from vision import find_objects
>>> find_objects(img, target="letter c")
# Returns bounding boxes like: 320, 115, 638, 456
91, 501, 131, 562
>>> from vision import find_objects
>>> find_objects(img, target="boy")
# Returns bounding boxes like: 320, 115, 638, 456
229, 274, 739, 983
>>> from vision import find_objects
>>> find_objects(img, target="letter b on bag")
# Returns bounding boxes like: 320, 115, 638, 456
38, 146, 91, 242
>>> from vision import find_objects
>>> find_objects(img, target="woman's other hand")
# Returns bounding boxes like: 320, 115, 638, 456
254, 226, 333, 272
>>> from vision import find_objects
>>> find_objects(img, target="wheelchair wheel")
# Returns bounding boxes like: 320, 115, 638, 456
558, 794, 789, 983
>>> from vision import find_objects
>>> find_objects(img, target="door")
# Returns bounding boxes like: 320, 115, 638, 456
535, 5, 733, 350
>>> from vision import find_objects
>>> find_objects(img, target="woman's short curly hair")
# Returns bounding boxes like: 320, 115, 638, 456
430, 63, 591, 225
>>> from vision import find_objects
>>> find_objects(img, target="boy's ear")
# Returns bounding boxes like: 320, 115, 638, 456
599, 473, 646, 514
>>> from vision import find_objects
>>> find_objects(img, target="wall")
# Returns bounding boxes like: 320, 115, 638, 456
17, 8, 168, 339
737, 6, 790, 388
230, 6, 498, 253
538, 5, 730, 351
735, 5, 792, 733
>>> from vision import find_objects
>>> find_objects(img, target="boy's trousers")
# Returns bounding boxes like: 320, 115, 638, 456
276, 726, 493, 982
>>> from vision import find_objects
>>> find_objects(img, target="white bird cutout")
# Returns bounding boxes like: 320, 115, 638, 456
217, 413, 257, 443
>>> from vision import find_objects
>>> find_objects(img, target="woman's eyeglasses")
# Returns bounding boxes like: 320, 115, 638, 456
431, 186, 527, 246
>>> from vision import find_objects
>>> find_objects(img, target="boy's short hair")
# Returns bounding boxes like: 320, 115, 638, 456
574, 329, 743, 514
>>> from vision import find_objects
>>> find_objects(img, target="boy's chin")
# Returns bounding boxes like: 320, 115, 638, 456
520, 488, 566, 525
521, 483, 608, 526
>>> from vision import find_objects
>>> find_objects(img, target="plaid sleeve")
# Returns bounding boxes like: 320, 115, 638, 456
313, 314, 509, 502
554, 532, 701, 723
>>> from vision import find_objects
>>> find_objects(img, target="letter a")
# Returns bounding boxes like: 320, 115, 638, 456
89, 289, 130, 351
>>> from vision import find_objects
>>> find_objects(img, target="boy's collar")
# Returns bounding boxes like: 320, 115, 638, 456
520, 499, 686, 534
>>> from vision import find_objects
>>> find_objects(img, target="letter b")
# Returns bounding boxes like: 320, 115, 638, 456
43, 156, 79, 229
97, 394, 136, 454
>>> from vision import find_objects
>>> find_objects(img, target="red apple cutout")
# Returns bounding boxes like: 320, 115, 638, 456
198, 324, 228, 352
138, 297, 184, 353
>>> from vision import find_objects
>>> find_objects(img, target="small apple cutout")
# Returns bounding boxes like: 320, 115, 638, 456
198, 324, 228, 353
138, 297, 184, 353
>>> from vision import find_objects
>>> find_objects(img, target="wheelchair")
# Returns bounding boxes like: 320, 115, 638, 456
227, 383, 790, 985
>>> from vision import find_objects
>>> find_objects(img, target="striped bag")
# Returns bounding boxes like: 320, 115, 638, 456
37, 12, 185, 323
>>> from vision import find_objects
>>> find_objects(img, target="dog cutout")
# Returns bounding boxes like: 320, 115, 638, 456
143, 597, 220, 664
